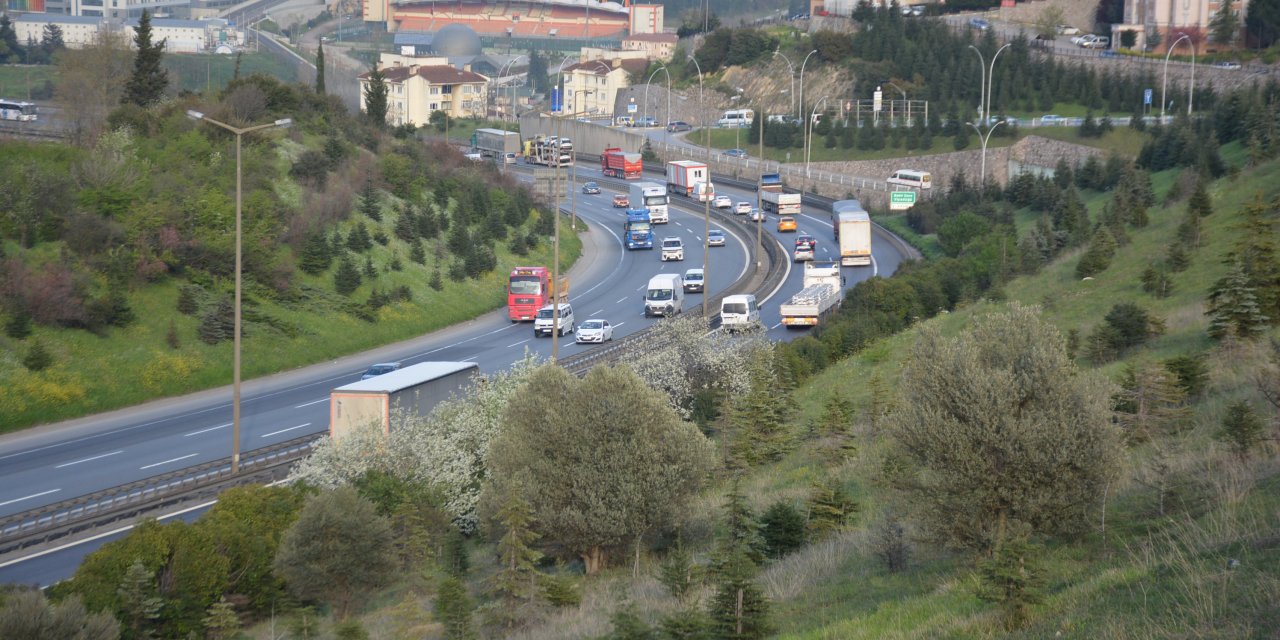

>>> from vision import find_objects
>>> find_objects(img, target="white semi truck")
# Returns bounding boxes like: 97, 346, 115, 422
329, 362, 479, 441
761, 191, 802, 215
631, 181, 669, 223
779, 261, 843, 327
832, 200, 872, 267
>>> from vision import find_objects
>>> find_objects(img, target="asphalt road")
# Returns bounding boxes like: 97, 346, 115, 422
0, 162, 907, 586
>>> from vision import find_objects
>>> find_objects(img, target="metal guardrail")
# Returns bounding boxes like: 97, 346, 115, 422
0, 435, 320, 556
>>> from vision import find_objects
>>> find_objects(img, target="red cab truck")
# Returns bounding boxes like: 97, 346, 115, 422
601, 147, 643, 179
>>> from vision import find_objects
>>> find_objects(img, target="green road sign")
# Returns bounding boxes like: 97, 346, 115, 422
889, 191, 917, 210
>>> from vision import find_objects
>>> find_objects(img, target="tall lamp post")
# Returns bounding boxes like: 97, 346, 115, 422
773, 51, 796, 120
548, 54, 575, 364
187, 110, 291, 474
569, 89, 593, 231
968, 42, 1010, 124
798, 49, 819, 126
687, 54, 711, 315
966, 119, 1004, 185
1161, 33, 1194, 120
884, 81, 908, 123
644, 64, 672, 129
805, 95, 828, 178
497, 54, 525, 125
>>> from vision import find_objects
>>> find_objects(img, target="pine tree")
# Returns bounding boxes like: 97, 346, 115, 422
1209, 0, 1240, 46
198, 296, 235, 344
359, 181, 381, 221
315, 40, 326, 94
117, 559, 163, 638
707, 546, 772, 639
759, 501, 806, 558
1217, 400, 1264, 458
1230, 196, 1280, 320
409, 240, 427, 265
394, 206, 418, 242
1167, 241, 1191, 272
489, 492, 543, 617
657, 540, 701, 602
1207, 261, 1269, 339
165, 319, 180, 349
299, 232, 334, 274
363, 255, 377, 280
347, 222, 373, 252
434, 575, 476, 640
1188, 179, 1213, 217
334, 255, 362, 295
363, 66, 389, 126
1075, 227, 1117, 278
203, 596, 240, 640
608, 603, 654, 640
441, 527, 469, 578
22, 339, 53, 371
1115, 362, 1190, 442
976, 534, 1046, 630
1141, 263, 1174, 298
4, 306, 32, 339
725, 356, 791, 467
429, 267, 444, 291
805, 477, 858, 539
122, 10, 169, 107
659, 606, 715, 640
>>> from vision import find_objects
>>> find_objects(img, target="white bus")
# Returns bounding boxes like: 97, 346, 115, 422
716, 108, 754, 128
0, 99, 38, 122
887, 169, 932, 189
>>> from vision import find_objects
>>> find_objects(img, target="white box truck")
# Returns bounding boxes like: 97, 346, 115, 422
473, 128, 521, 158
329, 362, 479, 441
779, 261, 843, 327
643, 273, 684, 317
631, 181, 669, 224
762, 190, 802, 215
666, 160, 713, 201
832, 200, 872, 267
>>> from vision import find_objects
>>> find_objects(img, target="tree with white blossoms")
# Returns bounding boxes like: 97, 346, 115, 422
290, 352, 545, 531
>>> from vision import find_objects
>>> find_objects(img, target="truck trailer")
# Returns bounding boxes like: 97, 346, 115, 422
832, 200, 872, 267
665, 160, 714, 201
523, 135, 573, 167
329, 362, 479, 440
758, 172, 783, 193
601, 147, 643, 179
779, 261, 843, 327
762, 190, 802, 215
473, 128, 521, 158
630, 181, 669, 223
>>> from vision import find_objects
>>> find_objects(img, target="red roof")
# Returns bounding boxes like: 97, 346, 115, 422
563, 58, 648, 76
359, 65, 487, 85
624, 33, 677, 43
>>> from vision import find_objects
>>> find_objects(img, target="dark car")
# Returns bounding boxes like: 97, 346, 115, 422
582, 182, 601, 194
361, 362, 401, 380
666, 121, 691, 132
724, 148, 749, 159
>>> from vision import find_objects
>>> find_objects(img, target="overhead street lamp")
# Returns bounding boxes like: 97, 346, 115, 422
1161, 33, 1195, 120
773, 50, 797, 120
644, 63, 672, 130
186, 110, 292, 475
798, 49, 819, 126
497, 54, 526, 125
966, 119, 1004, 185
805, 95, 829, 179
883, 81, 908, 122
548, 54, 575, 363
687, 54, 711, 316
968, 43, 1010, 124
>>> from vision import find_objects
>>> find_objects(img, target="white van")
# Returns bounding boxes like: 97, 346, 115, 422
720, 294, 760, 331
534, 303, 575, 337
644, 274, 684, 317
717, 108, 755, 129
887, 169, 932, 189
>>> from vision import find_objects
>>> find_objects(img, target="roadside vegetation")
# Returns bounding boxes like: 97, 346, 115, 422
0, 19, 579, 431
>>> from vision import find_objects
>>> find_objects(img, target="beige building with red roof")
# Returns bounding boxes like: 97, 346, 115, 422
622, 32, 678, 62
359, 54, 490, 127
561, 55, 650, 118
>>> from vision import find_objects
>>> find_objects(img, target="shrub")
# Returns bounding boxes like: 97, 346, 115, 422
334, 255, 362, 295
22, 340, 53, 371
759, 501, 807, 559
1217, 400, 1265, 458
4, 307, 33, 339
197, 297, 234, 345
869, 510, 911, 573
176, 284, 202, 315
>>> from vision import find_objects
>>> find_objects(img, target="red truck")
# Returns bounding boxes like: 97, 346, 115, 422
601, 147, 643, 179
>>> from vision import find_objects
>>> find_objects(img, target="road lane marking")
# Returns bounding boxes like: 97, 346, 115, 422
140, 453, 198, 470
771, 322, 783, 329
184, 423, 230, 437
590, 309, 604, 316
506, 339, 530, 348
260, 423, 312, 439
0, 488, 61, 508
460, 355, 477, 362
54, 450, 123, 469
613, 322, 626, 329
294, 398, 327, 409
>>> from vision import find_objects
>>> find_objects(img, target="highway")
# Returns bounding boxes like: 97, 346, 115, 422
0, 161, 909, 587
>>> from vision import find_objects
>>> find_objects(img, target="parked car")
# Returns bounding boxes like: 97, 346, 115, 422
777, 216, 798, 232
1071, 33, 1096, 45
1056, 24, 1080, 35
1040, 114, 1064, 124
635, 116, 658, 128
613, 194, 630, 208
361, 362, 401, 380
666, 120, 691, 132
707, 229, 726, 247
969, 17, 990, 30
735, 201, 753, 215
582, 181, 601, 194
1212, 61, 1242, 70
713, 195, 733, 209
1082, 36, 1110, 49
575, 318, 613, 343
723, 148, 749, 158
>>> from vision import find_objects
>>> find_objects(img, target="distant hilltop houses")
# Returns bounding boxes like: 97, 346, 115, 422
11, 14, 245, 53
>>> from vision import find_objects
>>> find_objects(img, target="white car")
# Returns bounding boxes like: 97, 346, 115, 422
1071, 34, 1095, 46
1057, 24, 1080, 35
683, 268, 704, 293
661, 237, 684, 261
575, 318, 613, 343
734, 201, 753, 215
713, 195, 733, 209
749, 208, 765, 222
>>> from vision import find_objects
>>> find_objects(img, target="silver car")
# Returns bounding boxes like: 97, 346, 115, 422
361, 362, 401, 380
575, 319, 613, 343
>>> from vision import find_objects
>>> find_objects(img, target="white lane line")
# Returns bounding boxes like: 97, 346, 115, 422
460, 355, 477, 362
294, 397, 327, 409
590, 309, 604, 316
260, 423, 312, 439
506, 339, 530, 348
872, 253, 879, 277
140, 453, 198, 470
185, 423, 230, 437
771, 322, 783, 329
613, 322, 626, 329
616, 297, 628, 303
54, 450, 123, 469
0, 488, 61, 508
562, 340, 576, 349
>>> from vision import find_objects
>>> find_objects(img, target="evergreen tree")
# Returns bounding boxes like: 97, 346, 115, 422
441, 527, 469, 578
1176, 208, 1203, 248
1167, 242, 1191, 272
657, 540, 701, 602
976, 534, 1046, 630
5, 306, 33, 339
1217, 399, 1264, 458
203, 597, 240, 640
805, 478, 858, 539
608, 603, 654, 640
299, 232, 333, 274
347, 222, 373, 252
117, 559, 163, 638
359, 181, 381, 221
1075, 227, 1117, 278
409, 239, 426, 265
435, 576, 476, 640
489, 492, 543, 620
315, 40, 326, 94
429, 267, 444, 291
40, 23, 65, 56
1207, 261, 1269, 339
707, 542, 771, 639
394, 206, 418, 242
1209, 0, 1240, 46
1141, 263, 1174, 298
22, 339, 53, 371
198, 296, 235, 344
1187, 179, 1213, 217
0, 15, 24, 63
363, 66, 389, 126
122, 10, 169, 107
659, 607, 715, 640
1115, 362, 1190, 442
334, 255, 362, 295
724, 355, 791, 467
1229, 196, 1280, 320
759, 501, 806, 558
363, 255, 377, 280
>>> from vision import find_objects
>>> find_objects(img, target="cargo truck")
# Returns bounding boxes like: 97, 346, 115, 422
330, 362, 479, 440
601, 147, 643, 179
472, 128, 521, 158
623, 208, 653, 249
832, 200, 872, 267
758, 172, 783, 193
631, 181, 669, 223
523, 135, 573, 167
666, 160, 714, 202
762, 190, 802, 215
779, 261, 843, 327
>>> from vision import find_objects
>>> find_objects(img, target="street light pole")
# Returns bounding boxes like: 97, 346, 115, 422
644, 64, 671, 128
687, 54, 711, 315
805, 96, 828, 179
497, 54, 525, 125
1161, 33, 1192, 121
986, 43, 1011, 124
967, 120, 1005, 185
798, 49, 818, 126
773, 51, 796, 120
186, 111, 291, 475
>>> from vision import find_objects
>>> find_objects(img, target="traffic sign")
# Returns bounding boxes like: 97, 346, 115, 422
1144, 88, 1153, 105
889, 190, 917, 210
627, 102, 638, 113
